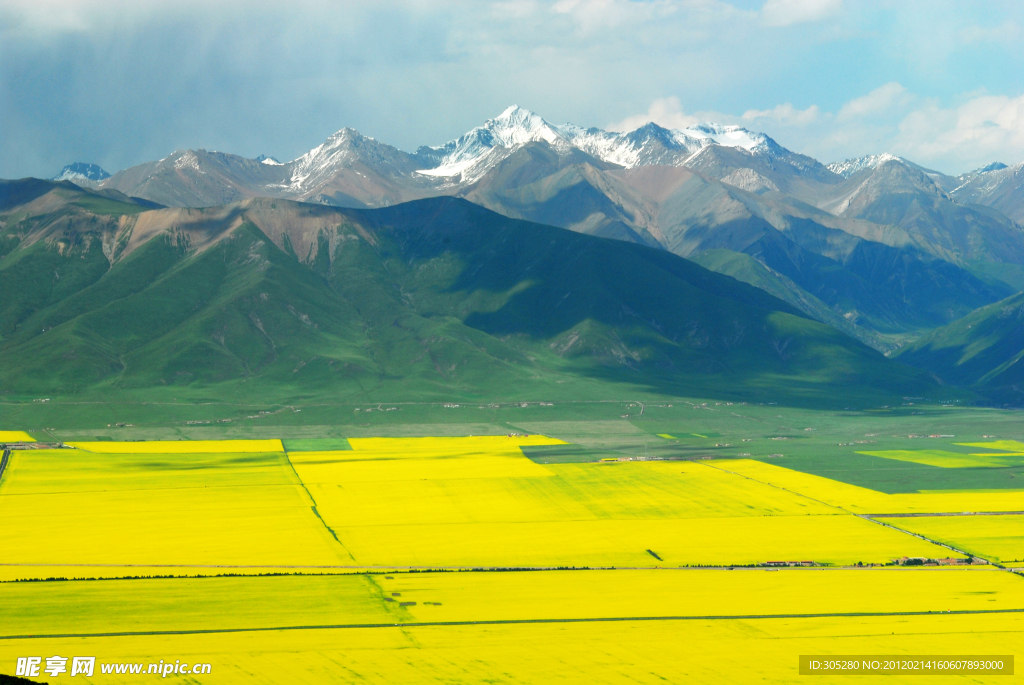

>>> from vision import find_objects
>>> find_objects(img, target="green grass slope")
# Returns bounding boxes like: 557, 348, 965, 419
0, 183, 945, 407
895, 291, 1024, 405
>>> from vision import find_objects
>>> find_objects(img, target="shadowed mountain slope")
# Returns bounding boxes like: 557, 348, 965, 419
0, 180, 941, 406
895, 291, 1024, 405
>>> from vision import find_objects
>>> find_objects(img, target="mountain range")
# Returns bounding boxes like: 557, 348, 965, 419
55, 107, 1024, 353
0, 178, 938, 407
13, 105, 1024, 404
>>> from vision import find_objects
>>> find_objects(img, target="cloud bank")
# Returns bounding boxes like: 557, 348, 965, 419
1, 0, 1023, 177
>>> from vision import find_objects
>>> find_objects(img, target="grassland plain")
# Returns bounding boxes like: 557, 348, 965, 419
1, 571, 1023, 684
877, 515, 1024, 565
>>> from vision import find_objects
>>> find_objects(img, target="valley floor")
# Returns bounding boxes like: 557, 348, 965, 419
2, 402, 1023, 683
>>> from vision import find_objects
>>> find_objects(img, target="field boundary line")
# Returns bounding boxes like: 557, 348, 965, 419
866, 511, 1024, 518
858, 515, 999, 568
0, 449, 11, 489
4, 608, 1024, 641
280, 451, 355, 561
697, 461, 852, 514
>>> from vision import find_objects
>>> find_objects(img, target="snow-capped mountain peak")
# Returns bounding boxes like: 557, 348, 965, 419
281, 128, 379, 192
414, 106, 792, 183
416, 106, 568, 182
976, 162, 1008, 174
488, 105, 562, 147
53, 162, 111, 183
827, 153, 903, 178
682, 123, 769, 153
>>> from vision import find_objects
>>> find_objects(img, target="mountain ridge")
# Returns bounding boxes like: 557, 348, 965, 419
0, 178, 944, 406
33, 106, 1024, 356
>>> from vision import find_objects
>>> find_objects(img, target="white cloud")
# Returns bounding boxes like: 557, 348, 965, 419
761, 0, 841, 27
742, 103, 819, 125
960, 20, 1021, 46
837, 82, 914, 121
895, 93, 1024, 165
606, 97, 700, 132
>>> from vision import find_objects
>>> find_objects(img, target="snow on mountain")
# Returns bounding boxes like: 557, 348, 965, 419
976, 162, 1008, 174
415, 106, 570, 183
413, 105, 789, 183
283, 129, 364, 192
827, 154, 903, 178
278, 128, 419, 194
53, 162, 111, 183
107, 106, 804, 201
951, 160, 1024, 203
681, 123, 770, 153
826, 153, 958, 185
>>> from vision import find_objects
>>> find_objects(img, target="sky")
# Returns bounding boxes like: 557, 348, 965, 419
2, 0, 1024, 178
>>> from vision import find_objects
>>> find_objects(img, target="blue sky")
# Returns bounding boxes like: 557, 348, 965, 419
2, 0, 1023, 178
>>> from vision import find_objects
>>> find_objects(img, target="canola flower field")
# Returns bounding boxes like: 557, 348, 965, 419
1, 570, 1022, 684
878, 515, 1024, 566
2, 431, 1024, 683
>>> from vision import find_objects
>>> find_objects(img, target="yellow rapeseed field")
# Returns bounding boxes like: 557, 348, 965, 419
878, 515, 1024, 565
0, 449, 347, 572
0, 565, 351, 583
0, 439, 974, 575
68, 439, 284, 453
330, 514, 946, 567
3, 614, 1019, 684
2, 570, 1022, 684
291, 440, 950, 566
4, 430, 1022, 684
959, 440, 1024, 454
375, 567, 1024, 623
3, 568, 1021, 636
0, 430, 34, 441
718, 458, 1024, 514
858, 449, 1023, 468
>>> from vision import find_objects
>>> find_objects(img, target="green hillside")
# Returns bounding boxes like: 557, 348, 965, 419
895, 291, 1024, 405
689, 248, 906, 352
0, 180, 945, 407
